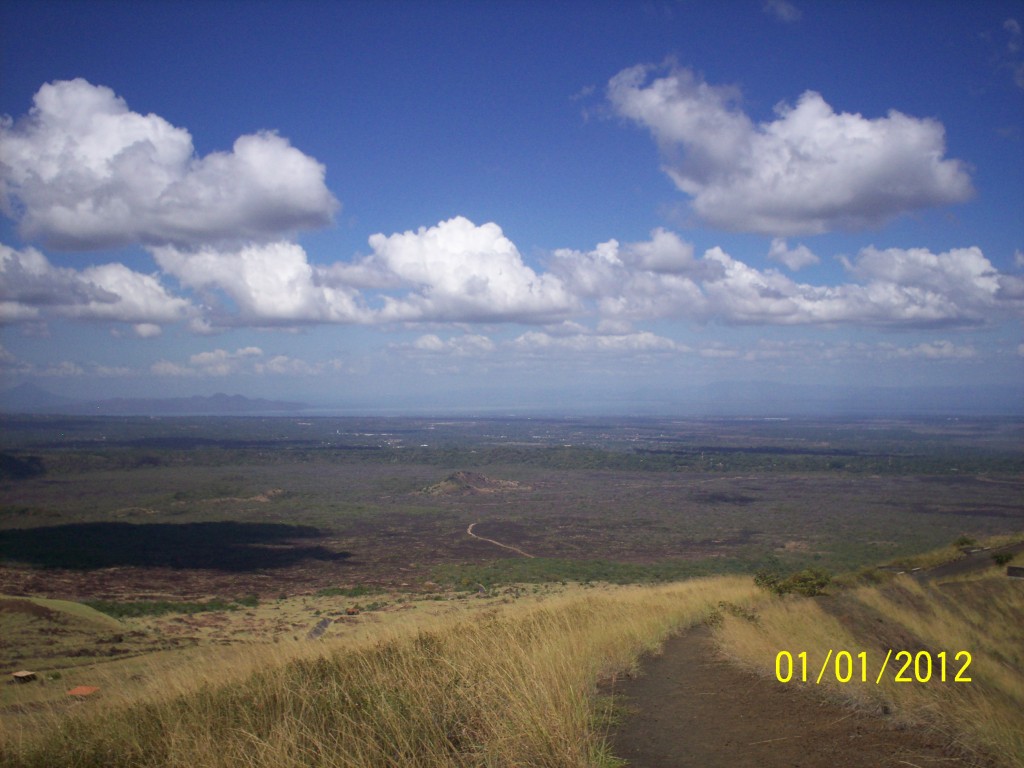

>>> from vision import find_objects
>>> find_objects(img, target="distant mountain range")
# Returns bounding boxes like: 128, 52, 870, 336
0, 385, 307, 415
1, 381, 1020, 418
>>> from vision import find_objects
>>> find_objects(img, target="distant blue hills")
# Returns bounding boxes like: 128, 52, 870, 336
0, 382, 1019, 418
0, 384, 306, 415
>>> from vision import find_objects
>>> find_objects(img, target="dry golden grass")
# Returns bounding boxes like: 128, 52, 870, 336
883, 532, 1024, 572
715, 572, 1024, 767
6, 528, 1020, 768
0, 577, 758, 768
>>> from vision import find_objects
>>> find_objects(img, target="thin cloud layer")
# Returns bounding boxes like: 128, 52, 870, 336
151, 346, 337, 377
511, 329, 683, 355
763, 0, 801, 23
0, 79, 338, 250
409, 333, 497, 356
607, 63, 974, 235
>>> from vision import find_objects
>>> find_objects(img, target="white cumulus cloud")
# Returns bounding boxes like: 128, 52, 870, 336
699, 245, 1014, 327
618, 227, 702, 274
607, 63, 973, 235
334, 216, 576, 323
160, 347, 261, 377
551, 231, 1021, 328
0, 79, 338, 250
152, 241, 366, 324
550, 230, 716, 322
767, 238, 819, 270
842, 246, 1003, 323
0, 243, 192, 326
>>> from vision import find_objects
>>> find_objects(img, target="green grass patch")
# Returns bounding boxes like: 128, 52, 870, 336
4, 595, 124, 629
434, 556, 749, 589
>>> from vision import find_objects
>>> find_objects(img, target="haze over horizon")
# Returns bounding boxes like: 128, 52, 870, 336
1, 1, 1022, 415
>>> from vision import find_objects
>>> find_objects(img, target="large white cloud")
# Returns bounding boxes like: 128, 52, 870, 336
607, 63, 974, 235
4, 219, 1018, 335
550, 231, 1021, 328
0, 243, 192, 330
0, 79, 338, 249
330, 216, 576, 322
550, 230, 716, 321
152, 241, 366, 324
693, 245, 1017, 326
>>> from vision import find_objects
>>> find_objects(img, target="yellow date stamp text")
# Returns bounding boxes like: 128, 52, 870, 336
774, 649, 973, 685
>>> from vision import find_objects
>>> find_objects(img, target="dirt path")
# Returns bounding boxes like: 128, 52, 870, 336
465, 523, 535, 558
605, 626, 974, 768
920, 542, 1024, 580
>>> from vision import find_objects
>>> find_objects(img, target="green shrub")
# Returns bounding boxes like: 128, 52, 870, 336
754, 564, 831, 597
776, 567, 832, 596
752, 555, 783, 593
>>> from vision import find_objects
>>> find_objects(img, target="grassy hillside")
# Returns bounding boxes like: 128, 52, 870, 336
5, 596, 122, 628
716, 546, 1024, 767
2, 541, 1021, 767
0, 595, 128, 672
0, 578, 757, 767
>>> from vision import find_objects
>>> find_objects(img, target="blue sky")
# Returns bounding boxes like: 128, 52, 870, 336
1, 0, 1022, 414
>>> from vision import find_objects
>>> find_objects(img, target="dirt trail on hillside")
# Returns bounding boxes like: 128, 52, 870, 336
465, 523, 535, 558
606, 626, 976, 768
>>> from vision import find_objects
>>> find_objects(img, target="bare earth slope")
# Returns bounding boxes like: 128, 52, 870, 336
606, 626, 974, 768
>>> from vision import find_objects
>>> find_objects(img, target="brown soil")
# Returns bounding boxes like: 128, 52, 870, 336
605, 626, 979, 768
